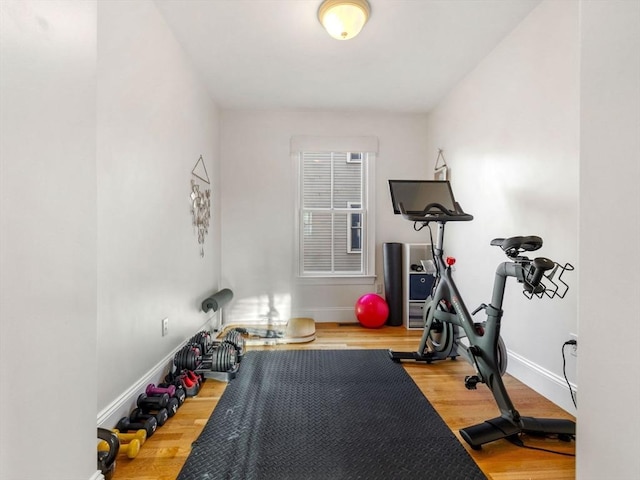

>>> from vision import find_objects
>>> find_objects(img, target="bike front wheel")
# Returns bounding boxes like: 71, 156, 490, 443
496, 335, 508, 376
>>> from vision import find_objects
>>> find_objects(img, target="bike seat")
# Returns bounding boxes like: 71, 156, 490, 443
490, 236, 543, 253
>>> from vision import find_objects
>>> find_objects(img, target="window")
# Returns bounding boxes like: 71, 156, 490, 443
347, 201, 361, 253
297, 151, 374, 278
347, 152, 362, 164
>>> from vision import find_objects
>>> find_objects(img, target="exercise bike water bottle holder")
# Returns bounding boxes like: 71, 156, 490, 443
491, 236, 574, 300
521, 261, 575, 300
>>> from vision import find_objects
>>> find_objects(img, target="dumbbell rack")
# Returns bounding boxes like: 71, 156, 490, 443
199, 360, 239, 382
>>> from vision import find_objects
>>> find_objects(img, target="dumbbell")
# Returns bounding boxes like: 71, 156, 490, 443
175, 342, 228, 374
135, 394, 172, 423
204, 342, 238, 372
147, 383, 185, 407
137, 393, 179, 418
224, 329, 245, 357
178, 371, 200, 397
112, 428, 146, 446
174, 344, 204, 371
190, 331, 213, 355
177, 369, 202, 388
186, 370, 202, 385
184, 340, 236, 373
130, 407, 169, 427
99, 438, 141, 459
146, 383, 175, 397
116, 416, 157, 438
163, 370, 198, 397
165, 369, 201, 396
138, 392, 169, 408
156, 383, 186, 406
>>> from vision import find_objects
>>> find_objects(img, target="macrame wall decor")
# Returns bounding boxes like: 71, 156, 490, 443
190, 155, 211, 257
434, 148, 449, 180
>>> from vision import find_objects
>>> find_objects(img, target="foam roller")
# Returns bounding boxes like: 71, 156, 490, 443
201, 288, 233, 313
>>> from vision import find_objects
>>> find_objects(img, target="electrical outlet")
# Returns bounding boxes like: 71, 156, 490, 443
162, 318, 169, 337
569, 333, 577, 356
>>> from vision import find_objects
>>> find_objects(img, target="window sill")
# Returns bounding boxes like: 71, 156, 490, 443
296, 275, 377, 286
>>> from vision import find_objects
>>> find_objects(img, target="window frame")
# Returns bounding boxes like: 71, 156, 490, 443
294, 150, 376, 285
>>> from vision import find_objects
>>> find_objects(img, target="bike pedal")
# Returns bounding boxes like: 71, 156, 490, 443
464, 375, 481, 390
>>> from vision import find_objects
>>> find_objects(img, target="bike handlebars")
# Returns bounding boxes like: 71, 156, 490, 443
398, 201, 474, 223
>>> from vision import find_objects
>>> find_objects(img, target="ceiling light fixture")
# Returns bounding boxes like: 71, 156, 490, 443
318, 0, 371, 41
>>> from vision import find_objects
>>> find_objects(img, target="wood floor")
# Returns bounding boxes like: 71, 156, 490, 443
110, 324, 576, 480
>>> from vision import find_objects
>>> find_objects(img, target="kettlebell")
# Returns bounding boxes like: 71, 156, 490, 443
97, 428, 119, 480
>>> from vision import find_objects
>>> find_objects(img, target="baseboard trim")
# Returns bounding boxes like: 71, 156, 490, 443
97, 344, 182, 428
89, 470, 104, 480
507, 350, 577, 415
97, 322, 213, 428
293, 307, 354, 323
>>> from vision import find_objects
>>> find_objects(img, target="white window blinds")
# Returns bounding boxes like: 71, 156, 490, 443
293, 136, 377, 279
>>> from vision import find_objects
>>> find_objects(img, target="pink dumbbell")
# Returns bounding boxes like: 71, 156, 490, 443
146, 383, 176, 397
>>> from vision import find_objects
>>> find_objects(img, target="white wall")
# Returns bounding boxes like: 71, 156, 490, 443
423, 1, 640, 476
96, 0, 221, 413
1, 1, 223, 477
578, 1, 640, 478
0, 1, 98, 479
424, 0, 580, 412
220, 110, 430, 324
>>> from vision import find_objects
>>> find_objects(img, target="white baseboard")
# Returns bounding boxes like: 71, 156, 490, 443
97, 345, 182, 428
97, 322, 214, 428
89, 470, 104, 480
507, 350, 577, 415
222, 308, 358, 326
293, 307, 355, 323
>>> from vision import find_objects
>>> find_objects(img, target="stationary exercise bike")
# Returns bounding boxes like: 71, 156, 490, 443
387, 180, 575, 450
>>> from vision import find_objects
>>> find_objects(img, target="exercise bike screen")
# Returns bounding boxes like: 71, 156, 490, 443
389, 180, 457, 215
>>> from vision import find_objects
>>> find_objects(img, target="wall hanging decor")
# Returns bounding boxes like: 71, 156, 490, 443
190, 155, 211, 257
434, 148, 449, 181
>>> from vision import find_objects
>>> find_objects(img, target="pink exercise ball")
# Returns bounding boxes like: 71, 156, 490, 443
355, 293, 389, 328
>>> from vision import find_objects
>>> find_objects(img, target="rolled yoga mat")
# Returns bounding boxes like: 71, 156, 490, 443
383, 242, 403, 326
201, 288, 233, 313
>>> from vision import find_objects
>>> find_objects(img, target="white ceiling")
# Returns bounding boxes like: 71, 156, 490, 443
154, 0, 540, 113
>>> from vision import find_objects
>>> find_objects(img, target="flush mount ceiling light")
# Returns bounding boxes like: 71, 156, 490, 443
318, 0, 371, 40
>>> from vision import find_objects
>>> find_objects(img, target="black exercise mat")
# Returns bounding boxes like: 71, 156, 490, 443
177, 349, 486, 480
